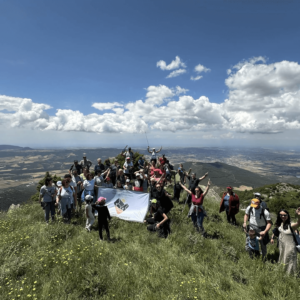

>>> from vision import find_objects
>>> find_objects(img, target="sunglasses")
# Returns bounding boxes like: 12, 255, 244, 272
280, 214, 288, 217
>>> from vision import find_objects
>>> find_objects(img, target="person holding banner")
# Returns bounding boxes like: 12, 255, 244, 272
144, 199, 170, 238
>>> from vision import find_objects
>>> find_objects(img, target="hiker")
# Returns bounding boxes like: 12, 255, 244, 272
70, 169, 83, 209
151, 182, 173, 214
185, 171, 209, 207
138, 156, 145, 170
80, 167, 89, 183
173, 168, 186, 202
243, 199, 272, 260
144, 199, 170, 238
133, 171, 146, 192
79, 153, 92, 170
270, 208, 300, 274
121, 146, 134, 161
245, 226, 262, 259
64, 174, 77, 212
94, 169, 110, 200
92, 197, 111, 241
115, 180, 124, 189
254, 192, 268, 210
147, 146, 162, 164
219, 186, 240, 225
110, 159, 120, 186
69, 160, 83, 175
117, 169, 126, 185
103, 176, 114, 188
94, 158, 105, 174
159, 154, 167, 166
180, 181, 211, 236
82, 173, 95, 202
85, 195, 95, 232
39, 177, 56, 224
57, 178, 75, 223
123, 157, 133, 179
123, 179, 132, 190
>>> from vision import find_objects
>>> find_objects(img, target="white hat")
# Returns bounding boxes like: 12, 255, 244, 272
254, 192, 261, 197
83, 153, 86, 157
126, 179, 130, 182
85, 195, 93, 200
57, 181, 62, 187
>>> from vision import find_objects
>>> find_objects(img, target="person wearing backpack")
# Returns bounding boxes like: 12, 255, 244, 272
243, 198, 272, 260
219, 186, 240, 225
270, 208, 300, 274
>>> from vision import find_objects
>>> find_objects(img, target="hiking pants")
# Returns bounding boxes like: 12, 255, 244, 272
247, 249, 260, 259
226, 210, 236, 225
44, 202, 55, 222
173, 184, 182, 202
98, 221, 110, 240
191, 211, 204, 230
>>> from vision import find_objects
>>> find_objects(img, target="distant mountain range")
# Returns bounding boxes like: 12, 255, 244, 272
0, 145, 33, 151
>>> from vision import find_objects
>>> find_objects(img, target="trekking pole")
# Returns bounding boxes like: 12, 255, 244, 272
144, 131, 149, 148
182, 193, 189, 213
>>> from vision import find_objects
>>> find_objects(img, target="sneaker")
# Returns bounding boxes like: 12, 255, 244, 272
94, 211, 98, 217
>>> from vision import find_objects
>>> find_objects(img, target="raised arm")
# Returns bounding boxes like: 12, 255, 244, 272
180, 183, 192, 195
147, 146, 151, 154
203, 180, 211, 197
156, 146, 162, 153
291, 208, 300, 229
157, 173, 165, 185
199, 172, 209, 181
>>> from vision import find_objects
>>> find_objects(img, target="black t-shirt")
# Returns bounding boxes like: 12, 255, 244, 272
70, 164, 82, 175
154, 208, 164, 223
187, 176, 200, 192
117, 175, 125, 185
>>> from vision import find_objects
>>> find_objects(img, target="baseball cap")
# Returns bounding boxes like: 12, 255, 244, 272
126, 179, 130, 182
151, 199, 157, 204
57, 181, 62, 187
74, 160, 78, 163
97, 197, 106, 204
85, 195, 93, 201
83, 153, 86, 157
191, 172, 196, 176
227, 186, 233, 190
250, 198, 260, 208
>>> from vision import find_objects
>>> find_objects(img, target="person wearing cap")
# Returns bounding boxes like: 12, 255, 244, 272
92, 197, 111, 241
180, 181, 211, 235
123, 157, 133, 179
121, 146, 134, 161
103, 176, 114, 188
70, 160, 83, 175
243, 198, 272, 259
39, 177, 57, 224
185, 171, 209, 208
219, 186, 240, 225
64, 174, 77, 212
69, 169, 83, 210
123, 178, 132, 190
94, 158, 105, 175
254, 192, 268, 210
79, 154, 92, 171
144, 199, 170, 238
133, 171, 147, 192
85, 195, 95, 232
147, 146, 162, 164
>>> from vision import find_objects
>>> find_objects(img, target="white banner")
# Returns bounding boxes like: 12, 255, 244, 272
97, 188, 150, 223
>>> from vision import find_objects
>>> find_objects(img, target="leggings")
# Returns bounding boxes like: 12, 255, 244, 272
226, 210, 236, 224
98, 221, 110, 240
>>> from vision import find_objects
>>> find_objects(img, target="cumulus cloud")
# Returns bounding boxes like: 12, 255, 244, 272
2, 57, 300, 136
92, 102, 123, 111
166, 69, 186, 78
190, 75, 203, 81
156, 56, 186, 71
194, 64, 211, 73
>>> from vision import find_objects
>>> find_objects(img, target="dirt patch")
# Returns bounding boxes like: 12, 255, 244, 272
233, 185, 253, 191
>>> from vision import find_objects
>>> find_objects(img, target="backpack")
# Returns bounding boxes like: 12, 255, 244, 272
248, 207, 268, 224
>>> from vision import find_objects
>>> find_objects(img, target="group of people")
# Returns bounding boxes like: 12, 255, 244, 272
39, 147, 300, 274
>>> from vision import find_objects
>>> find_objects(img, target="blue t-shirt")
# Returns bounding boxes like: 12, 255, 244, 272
245, 235, 260, 251
223, 194, 230, 207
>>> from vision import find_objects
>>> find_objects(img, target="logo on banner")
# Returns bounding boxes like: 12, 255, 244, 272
114, 198, 129, 215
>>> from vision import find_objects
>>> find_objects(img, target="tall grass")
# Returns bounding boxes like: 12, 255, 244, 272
0, 189, 299, 300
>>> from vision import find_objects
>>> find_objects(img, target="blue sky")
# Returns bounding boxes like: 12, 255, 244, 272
1, 0, 300, 148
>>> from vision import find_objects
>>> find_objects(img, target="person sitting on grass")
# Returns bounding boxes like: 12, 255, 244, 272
144, 199, 170, 238
39, 177, 56, 224
180, 181, 211, 236
92, 197, 111, 242
245, 226, 262, 259
85, 195, 95, 232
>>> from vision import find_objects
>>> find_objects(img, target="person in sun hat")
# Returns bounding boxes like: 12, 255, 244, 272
144, 199, 170, 238
92, 197, 111, 241
254, 192, 268, 210
243, 198, 272, 260
219, 186, 240, 225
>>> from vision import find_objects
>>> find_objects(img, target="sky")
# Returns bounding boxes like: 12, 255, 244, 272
1, 0, 300, 149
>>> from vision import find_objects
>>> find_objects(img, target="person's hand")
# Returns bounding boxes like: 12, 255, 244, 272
270, 238, 274, 245
55, 202, 58, 206
260, 231, 266, 238
156, 223, 160, 229
243, 222, 246, 228
205, 172, 208, 176
189, 168, 192, 171
207, 180, 211, 186
296, 207, 300, 216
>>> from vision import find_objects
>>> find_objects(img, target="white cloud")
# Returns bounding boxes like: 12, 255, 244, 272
190, 75, 203, 81
2, 57, 300, 136
92, 102, 123, 111
166, 69, 186, 78
194, 64, 211, 73
156, 56, 186, 71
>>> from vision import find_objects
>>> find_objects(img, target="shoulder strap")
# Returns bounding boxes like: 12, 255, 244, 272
249, 207, 253, 216
289, 224, 299, 246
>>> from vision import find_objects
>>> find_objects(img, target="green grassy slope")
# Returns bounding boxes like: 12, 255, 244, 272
1, 189, 300, 300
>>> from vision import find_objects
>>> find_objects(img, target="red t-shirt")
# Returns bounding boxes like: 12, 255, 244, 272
192, 193, 204, 206
159, 157, 166, 165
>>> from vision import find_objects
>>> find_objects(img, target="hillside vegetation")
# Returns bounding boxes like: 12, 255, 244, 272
1, 184, 300, 300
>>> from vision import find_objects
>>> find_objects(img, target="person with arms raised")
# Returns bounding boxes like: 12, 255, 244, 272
147, 146, 162, 164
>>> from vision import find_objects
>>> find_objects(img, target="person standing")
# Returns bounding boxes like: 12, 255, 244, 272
243, 199, 272, 260
92, 197, 111, 241
271, 208, 300, 274
173, 168, 185, 202
123, 157, 133, 180
57, 179, 75, 223
39, 177, 56, 224
69, 160, 83, 175
254, 192, 268, 210
94, 158, 105, 174
147, 146, 162, 164
185, 171, 208, 207
219, 186, 240, 225
85, 195, 95, 232
79, 153, 92, 171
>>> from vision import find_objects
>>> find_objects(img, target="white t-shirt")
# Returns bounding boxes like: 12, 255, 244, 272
83, 179, 95, 191
245, 206, 271, 227
94, 175, 104, 187
151, 150, 156, 159
123, 161, 133, 174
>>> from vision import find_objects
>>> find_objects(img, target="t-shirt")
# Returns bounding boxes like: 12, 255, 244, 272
72, 175, 82, 193
125, 151, 134, 160
223, 194, 230, 207
186, 176, 200, 191
117, 175, 125, 185
138, 159, 144, 168
94, 164, 105, 174
123, 161, 133, 174
245, 206, 271, 227
245, 235, 260, 251
40, 185, 56, 202
104, 182, 113, 188
151, 150, 157, 160
94, 175, 105, 187
175, 173, 184, 185
191, 193, 204, 206
159, 157, 166, 165
83, 179, 95, 191
70, 164, 82, 175
79, 159, 92, 169
142, 175, 148, 192
58, 186, 74, 204
134, 179, 144, 191
154, 208, 164, 222
85, 204, 94, 220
